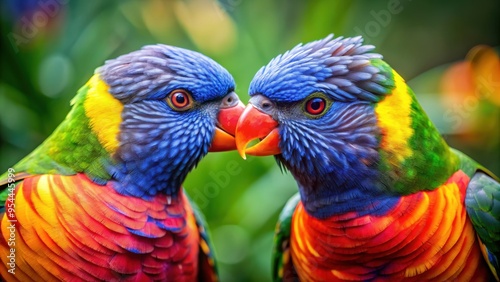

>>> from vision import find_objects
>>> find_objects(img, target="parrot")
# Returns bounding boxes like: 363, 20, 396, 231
235, 34, 500, 281
0, 44, 245, 281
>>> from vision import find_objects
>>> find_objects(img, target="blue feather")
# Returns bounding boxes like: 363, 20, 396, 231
250, 34, 389, 103
100, 44, 235, 103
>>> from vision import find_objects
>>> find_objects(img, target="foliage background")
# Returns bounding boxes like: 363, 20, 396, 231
1, 0, 499, 281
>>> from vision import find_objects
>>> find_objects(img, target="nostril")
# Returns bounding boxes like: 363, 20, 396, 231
249, 94, 274, 113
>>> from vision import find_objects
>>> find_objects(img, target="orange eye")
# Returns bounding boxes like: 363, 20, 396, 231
305, 97, 326, 115
167, 90, 193, 111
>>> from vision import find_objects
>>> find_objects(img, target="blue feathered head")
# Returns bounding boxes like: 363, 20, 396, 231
88, 44, 243, 197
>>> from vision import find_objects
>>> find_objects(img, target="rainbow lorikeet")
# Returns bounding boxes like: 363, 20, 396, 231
235, 35, 500, 281
0, 44, 244, 281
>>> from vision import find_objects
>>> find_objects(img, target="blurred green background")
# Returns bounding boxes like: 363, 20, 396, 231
1, 0, 499, 281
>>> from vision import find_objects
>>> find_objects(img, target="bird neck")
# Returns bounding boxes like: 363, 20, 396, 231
13, 80, 115, 182
107, 128, 204, 198
373, 71, 460, 195
107, 101, 211, 198
293, 160, 399, 219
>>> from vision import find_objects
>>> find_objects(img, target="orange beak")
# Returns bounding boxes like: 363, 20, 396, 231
235, 104, 281, 159
209, 101, 245, 152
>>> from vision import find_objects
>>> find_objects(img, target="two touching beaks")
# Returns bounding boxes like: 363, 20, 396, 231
211, 92, 281, 159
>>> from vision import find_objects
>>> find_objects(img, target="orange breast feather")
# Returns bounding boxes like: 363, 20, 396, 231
291, 170, 492, 281
0, 173, 199, 281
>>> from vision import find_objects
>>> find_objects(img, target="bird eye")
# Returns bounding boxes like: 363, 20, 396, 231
221, 92, 239, 108
305, 97, 326, 115
167, 90, 193, 111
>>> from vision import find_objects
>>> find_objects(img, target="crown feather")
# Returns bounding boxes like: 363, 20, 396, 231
249, 34, 392, 103
98, 44, 234, 104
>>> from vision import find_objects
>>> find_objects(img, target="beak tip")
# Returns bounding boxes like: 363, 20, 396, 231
236, 146, 247, 160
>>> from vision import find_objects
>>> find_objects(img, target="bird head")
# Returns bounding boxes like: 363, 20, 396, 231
82, 44, 244, 196
236, 35, 455, 212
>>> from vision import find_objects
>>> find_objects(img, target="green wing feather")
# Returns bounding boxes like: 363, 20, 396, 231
465, 172, 500, 280
186, 192, 219, 282
454, 149, 500, 280
272, 193, 300, 282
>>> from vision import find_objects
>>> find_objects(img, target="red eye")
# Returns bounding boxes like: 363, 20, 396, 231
305, 97, 326, 115
168, 90, 192, 110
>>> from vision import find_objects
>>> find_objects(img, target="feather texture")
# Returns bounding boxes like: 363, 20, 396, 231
290, 171, 490, 281
0, 173, 200, 281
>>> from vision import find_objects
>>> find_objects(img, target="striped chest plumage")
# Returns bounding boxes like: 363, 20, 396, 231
290, 170, 493, 281
0, 173, 200, 281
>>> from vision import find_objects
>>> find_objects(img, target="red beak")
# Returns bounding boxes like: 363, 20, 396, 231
235, 104, 281, 159
209, 101, 245, 152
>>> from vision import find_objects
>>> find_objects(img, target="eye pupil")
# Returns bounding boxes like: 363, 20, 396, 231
306, 97, 326, 115
174, 93, 186, 105
310, 100, 321, 110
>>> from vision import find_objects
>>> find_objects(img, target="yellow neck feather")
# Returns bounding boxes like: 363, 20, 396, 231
83, 75, 123, 155
374, 70, 414, 164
